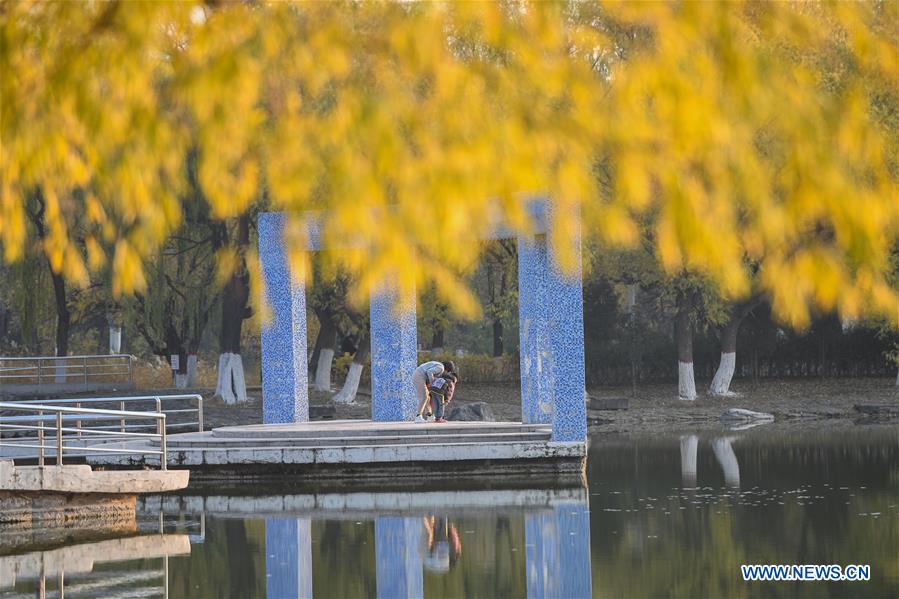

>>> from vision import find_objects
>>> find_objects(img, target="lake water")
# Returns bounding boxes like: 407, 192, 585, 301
2, 427, 897, 598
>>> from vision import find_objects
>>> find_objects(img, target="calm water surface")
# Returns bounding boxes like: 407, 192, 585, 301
2, 427, 897, 598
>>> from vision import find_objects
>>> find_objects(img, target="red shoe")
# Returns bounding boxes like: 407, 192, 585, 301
435, 418, 447, 423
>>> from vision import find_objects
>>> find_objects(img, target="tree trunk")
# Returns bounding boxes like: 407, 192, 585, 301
108, 324, 122, 354
313, 313, 338, 392
430, 326, 445, 352
333, 333, 370, 404
709, 319, 740, 397
710, 297, 764, 395
186, 354, 198, 387
170, 349, 188, 388
215, 215, 251, 404
675, 292, 696, 401
31, 196, 70, 360
492, 318, 504, 357
51, 273, 69, 357
49, 269, 70, 383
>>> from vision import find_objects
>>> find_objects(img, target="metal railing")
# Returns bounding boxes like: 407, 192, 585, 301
0, 401, 168, 469
0, 354, 134, 394
10, 394, 204, 434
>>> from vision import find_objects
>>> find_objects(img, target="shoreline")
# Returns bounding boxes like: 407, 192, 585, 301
190, 377, 898, 436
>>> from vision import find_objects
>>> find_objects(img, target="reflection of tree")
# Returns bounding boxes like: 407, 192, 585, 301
680, 434, 698, 488
166, 519, 266, 599
313, 520, 376, 598
712, 437, 740, 489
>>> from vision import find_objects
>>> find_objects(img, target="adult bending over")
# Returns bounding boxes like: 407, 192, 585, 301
413, 360, 455, 421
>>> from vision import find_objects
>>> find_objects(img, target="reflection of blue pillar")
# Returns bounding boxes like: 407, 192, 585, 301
375, 516, 423, 599
526, 503, 592, 599
525, 511, 561, 597
518, 235, 553, 424
259, 212, 309, 424
545, 221, 586, 443
265, 518, 313, 599
370, 284, 418, 421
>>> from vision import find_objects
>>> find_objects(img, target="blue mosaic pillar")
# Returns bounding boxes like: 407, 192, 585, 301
525, 503, 592, 598
517, 234, 554, 425
259, 212, 309, 424
265, 518, 313, 599
375, 516, 424, 599
545, 224, 586, 443
370, 283, 418, 421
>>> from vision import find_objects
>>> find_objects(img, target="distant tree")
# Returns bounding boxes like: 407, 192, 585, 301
308, 266, 352, 393
214, 212, 254, 403
126, 183, 219, 388
419, 283, 450, 352
332, 304, 370, 405
481, 240, 517, 357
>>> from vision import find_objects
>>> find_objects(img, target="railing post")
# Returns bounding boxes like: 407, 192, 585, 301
128, 355, 134, 386
119, 400, 126, 434
56, 411, 63, 466
159, 415, 168, 471
75, 402, 82, 439
37, 359, 42, 391
198, 396, 204, 432
37, 409, 44, 467
83, 356, 88, 386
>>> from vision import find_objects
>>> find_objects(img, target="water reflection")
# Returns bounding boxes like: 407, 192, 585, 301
374, 517, 423, 598
680, 434, 741, 489
266, 519, 313, 599
525, 503, 591, 598
257, 488, 592, 599
0, 533, 189, 599
4, 429, 896, 598
422, 516, 461, 574
588, 428, 899, 598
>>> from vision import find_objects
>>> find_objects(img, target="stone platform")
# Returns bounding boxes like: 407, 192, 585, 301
88, 420, 586, 484
0, 462, 188, 494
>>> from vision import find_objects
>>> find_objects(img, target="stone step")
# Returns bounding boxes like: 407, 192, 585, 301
211, 420, 549, 439
164, 430, 551, 449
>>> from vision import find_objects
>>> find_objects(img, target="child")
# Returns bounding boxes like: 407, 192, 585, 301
427, 371, 457, 423
415, 360, 456, 422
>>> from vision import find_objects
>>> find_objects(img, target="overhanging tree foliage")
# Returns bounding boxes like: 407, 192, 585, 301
2, 1, 897, 332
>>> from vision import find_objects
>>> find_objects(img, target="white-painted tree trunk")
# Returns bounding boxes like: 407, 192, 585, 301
186, 354, 198, 387
680, 434, 698, 487
173, 372, 188, 388
678, 361, 696, 401
54, 359, 66, 384
216, 352, 248, 404
712, 437, 740, 488
709, 351, 737, 396
314, 348, 334, 392
333, 362, 363, 404
108, 325, 122, 354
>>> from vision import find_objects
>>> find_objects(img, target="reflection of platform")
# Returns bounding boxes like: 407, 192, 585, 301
140, 486, 588, 519
89, 420, 585, 482
0, 533, 189, 589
